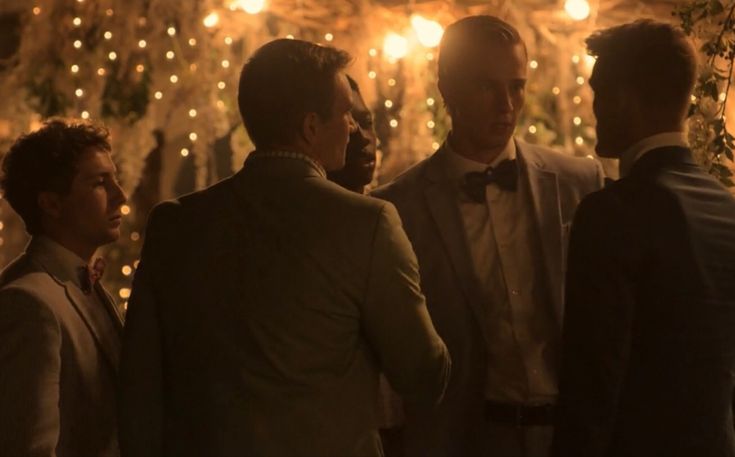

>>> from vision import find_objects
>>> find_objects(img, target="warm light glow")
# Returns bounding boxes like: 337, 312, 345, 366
529, 60, 538, 69
136, 64, 145, 73
189, 132, 198, 141
286, 34, 294, 39
324, 33, 334, 42
231, 0, 267, 14
426, 52, 435, 61
189, 38, 197, 46
121, 205, 131, 215
166, 51, 175, 60
154, 91, 163, 99
368, 71, 377, 79
528, 125, 537, 134
167, 27, 176, 36
384, 100, 393, 108
383, 33, 409, 60
573, 96, 582, 104
411, 15, 444, 48
104, 31, 112, 40
122, 265, 133, 276
203, 12, 220, 28
218, 81, 226, 89
572, 54, 581, 64
564, 0, 590, 21
189, 63, 198, 72
217, 100, 226, 109
189, 109, 198, 118
119, 288, 131, 299
138, 39, 147, 48
221, 59, 230, 68
225, 36, 233, 45
180, 148, 190, 157
75, 88, 84, 97
389, 119, 398, 128
426, 97, 435, 106
432, 142, 440, 150
81, 111, 90, 119
170, 75, 179, 83
0, 221, 3, 230
73, 17, 82, 27
552, 86, 561, 95
73, 40, 82, 49
427, 120, 435, 129
573, 116, 582, 126
33, 7, 41, 15
388, 78, 396, 87
106, 9, 114, 16
576, 76, 585, 85
97, 68, 106, 76
584, 54, 596, 71
71, 64, 79, 73
108, 52, 117, 61
131, 232, 140, 241
575, 136, 584, 145
368, 48, 377, 57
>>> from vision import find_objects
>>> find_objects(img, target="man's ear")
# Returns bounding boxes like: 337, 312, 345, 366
38, 191, 63, 219
301, 112, 320, 146
437, 77, 456, 116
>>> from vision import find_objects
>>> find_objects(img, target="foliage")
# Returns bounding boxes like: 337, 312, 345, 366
675, 0, 735, 187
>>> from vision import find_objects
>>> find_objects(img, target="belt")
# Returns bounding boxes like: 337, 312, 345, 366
484, 401, 555, 427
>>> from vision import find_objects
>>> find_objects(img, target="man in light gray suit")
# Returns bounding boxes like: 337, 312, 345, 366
374, 15, 604, 457
119, 38, 450, 457
0, 119, 127, 456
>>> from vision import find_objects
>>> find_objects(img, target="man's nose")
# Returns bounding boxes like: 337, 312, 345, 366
497, 88, 514, 113
348, 113, 358, 133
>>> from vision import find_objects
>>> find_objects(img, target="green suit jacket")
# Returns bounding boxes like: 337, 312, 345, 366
119, 153, 450, 456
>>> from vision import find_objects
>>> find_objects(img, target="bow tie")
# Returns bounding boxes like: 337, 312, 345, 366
78, 258, 106, 295
462, 159, 518, 203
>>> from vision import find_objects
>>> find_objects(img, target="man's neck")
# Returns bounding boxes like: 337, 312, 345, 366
447, 133, 509, 165
43, 230, 96, 263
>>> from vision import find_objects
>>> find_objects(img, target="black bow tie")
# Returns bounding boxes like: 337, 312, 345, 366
462, 159, 518, 203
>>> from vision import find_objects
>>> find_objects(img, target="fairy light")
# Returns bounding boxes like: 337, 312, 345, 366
189, 63, 198, 72
575, 136, 585, 145
584, 54, 596, 71
232, 0, 267, 14
106, 9, 114, 16
32, 6, 41, 15
97, 67, 106, 76
75, 88, 84, 97
108, 51, 117, 61
189, 38, 197, 46
324, 33, 334, 42
552, 86, 561, 95
221, 59, 230, 69
571, 54, 581, 64
286, 34, 295, 39
529, 60, 539, 69
225, 36, 233, 45
368, 71, 377, 79
119, 288, 131, 299
217, 81, 226, 89
167, 26, 176, 36
368, 48, 377, 57
565, 0, 591, 21
576, 76, 585, 85
216, 100, 226, 109
138, 39, 147, 49
528, 125, 537, 134
70, 64, 79, 73
122, 265, 133, 276
73, 17, 82, 27
573, 116, 582, 126
189, 132, 198, 142
573, 95, 582, 104
81, 111, 90, 119
388, 78, 396, 87
104, 31, 112, 40
189, 109, 197, 118
73, 40, 82, 49
389, 119, 398, 128
154, 91, 163, 100
180, 148, 190, 157
130, 232, 140, 241
203, 12, 219, 28
384, 33, 409, 60
136, 64, 144, 73
166, 51, 175, 60
427, 120, 436, 129
426, 97, 435, 106
432, 142, 440, 150
170, 74, 179, 83
411, 15, 444, 48
384, 100, 394, 108
121, 205, 131, 215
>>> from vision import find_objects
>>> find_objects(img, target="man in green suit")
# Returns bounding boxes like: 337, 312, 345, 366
119, 38, 451, 457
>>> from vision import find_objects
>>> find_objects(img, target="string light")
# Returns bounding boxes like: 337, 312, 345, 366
97, 67, 106, 76
81, 111, 90, 119
217, 81, 226, 89
180, 148, 190, 157
73, 17, 82, 27
427, 120, 436, 129
167, 26, 176, 36
32, 6, 41, 15
217, 100, 226, 109
368, 71, 377, 79
565, 0, 591, 21
121, 205, 131, 215
203, 12, 219, 28
108, 52, 117, 61
170, 74, 179, 83
573, 116, 582, 126
383, 33, 409, 60
384, 100, 393, 108
225, 36, 233, 45
571, 54, 581, 64
573, 96, 582, 104
122, 266, 133, 276
73, 40, 82, 49
425, 52, 435, 61
221, 60, 230, 68
410, 15, 444, 48
286, 34, 294, 39
324, 33, 334, 42
136, 64, 145, 73
70, 64, 79, 73
231, 0, 267, 14
189, 132, 198, 141
584, 54, 596, 71
189, 109, 198, 118
388, 78, 396, 87
166, 51, 175, 60
189, 63, 197, 72
154, 91, 163, 100
576, 76, 585, 85
575, 136, 585, 145
189, 38, 197, 46
528, 125, 537, 134
75, 88, 84, 97
552, 86, 561, 95
105, 9, 114, 16
130, 232, 140, 241
389, 119, 398, 128
432, 142, 440, 150
119, 288, 131, 299
368, 48, 377, 57
104, 31, 112, 40
426, 97, 435, 106
720, 92, 727, 102
138, 39, 147, 48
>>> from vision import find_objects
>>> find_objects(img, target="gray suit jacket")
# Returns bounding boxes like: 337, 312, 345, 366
119, 154, 450, 457
0, 237, 123, 457
373, 140, 604, 456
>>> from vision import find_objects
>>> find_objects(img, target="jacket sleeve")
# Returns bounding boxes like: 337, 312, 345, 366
361, 202, 451, 407
552, 191, 637, 457
118, 203, 177, 457
0, 288, 61, 457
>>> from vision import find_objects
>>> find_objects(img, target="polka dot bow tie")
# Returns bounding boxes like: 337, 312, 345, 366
462, 159, 519, 203
78, 258, 106, 295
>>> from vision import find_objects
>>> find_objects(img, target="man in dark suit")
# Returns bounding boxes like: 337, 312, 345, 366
119, 38, 450, 457
553, 20, 735, 457
374, 15, 603, 457
0, 119, 127, 456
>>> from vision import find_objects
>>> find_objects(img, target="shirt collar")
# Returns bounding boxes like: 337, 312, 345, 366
619, 131, 688, 177
443, 135, 517, 180
30, 236, 91, 289
248, 149, 327, 178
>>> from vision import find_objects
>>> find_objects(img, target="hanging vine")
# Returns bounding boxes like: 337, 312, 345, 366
675, 0, 735, 187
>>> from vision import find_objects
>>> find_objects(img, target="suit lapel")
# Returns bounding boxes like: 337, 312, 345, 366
423, 149, 490, 340
521, 146, 565, 325
64, 283, 121, 371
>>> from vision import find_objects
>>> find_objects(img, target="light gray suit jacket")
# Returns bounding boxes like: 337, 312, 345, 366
0, 237, 123, 457
119, 154, 450, 457
373, 140, 604, 456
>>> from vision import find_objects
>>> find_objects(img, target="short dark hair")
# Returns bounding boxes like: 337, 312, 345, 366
1, 118, 111, 235
238, 38, 352, 150
346, 74, 359, 92
586, 20, 697, 118
438, 15, 526, 82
